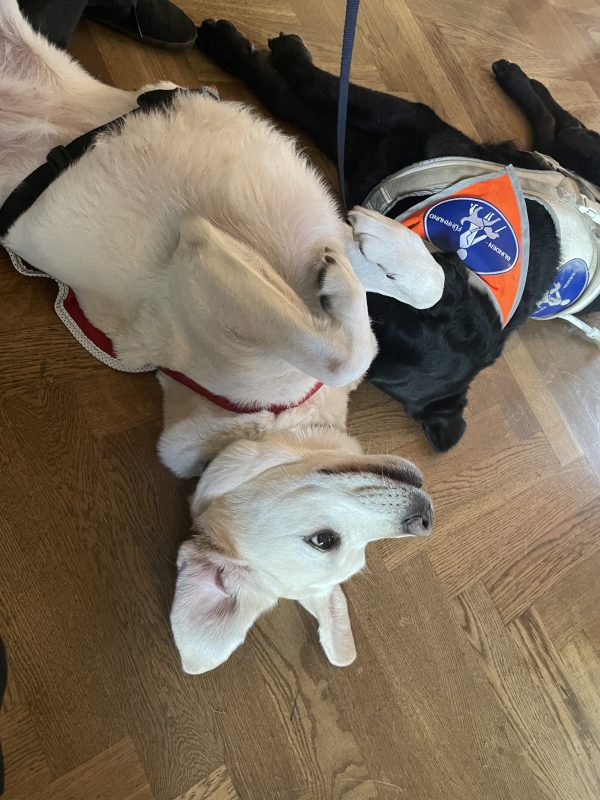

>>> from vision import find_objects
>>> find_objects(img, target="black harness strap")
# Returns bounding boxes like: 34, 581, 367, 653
0, 88, 196, 239
0, 117, 126, 239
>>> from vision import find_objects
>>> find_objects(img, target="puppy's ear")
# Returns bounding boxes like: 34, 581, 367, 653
171, 541, 275, 674
299, 585, 356, 667
193, 438, 301, 509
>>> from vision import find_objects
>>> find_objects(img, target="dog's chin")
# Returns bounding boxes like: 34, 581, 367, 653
422, 415, 467, 452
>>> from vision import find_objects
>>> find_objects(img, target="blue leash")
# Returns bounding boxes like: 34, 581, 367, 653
337, 0, 361, 211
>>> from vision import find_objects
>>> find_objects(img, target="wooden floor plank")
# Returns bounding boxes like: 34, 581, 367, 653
0, 385, 132, 775
485, 488, 600, 622
454, 584, 600, 800
72, 371, 160, 438
509, 610, 600, 798
387, 456, 599, 603
504, 334, 583, 467
93, 426, 223, 800
0, 667, 21, 717
559, 633, 600, 752
534, 548, 600, 652
346, 553, 548, 800
28, 738, 152, 800
380, 424, 559, 573
174, 765, 238, 800
0, 706, 53, 800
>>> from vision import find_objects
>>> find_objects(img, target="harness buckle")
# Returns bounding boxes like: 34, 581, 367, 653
577, 197, 600, 226
47, 145, 72, 172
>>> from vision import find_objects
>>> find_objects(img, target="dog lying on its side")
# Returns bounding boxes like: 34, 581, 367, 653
0, 0, 441, 673
196, 21, 600, 452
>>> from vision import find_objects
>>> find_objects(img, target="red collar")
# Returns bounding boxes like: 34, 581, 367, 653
160, 368, 323, 414
62, 285, 322, 415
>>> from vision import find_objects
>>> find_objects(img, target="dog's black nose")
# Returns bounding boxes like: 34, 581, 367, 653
402, 495, 433, 537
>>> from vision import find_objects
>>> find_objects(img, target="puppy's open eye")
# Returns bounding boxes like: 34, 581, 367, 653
307, 529, 339, 551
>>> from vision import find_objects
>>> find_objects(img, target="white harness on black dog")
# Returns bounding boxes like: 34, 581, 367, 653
364, 155, 600, 341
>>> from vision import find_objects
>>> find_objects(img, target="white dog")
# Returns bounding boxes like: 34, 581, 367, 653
0, 0, 442, 673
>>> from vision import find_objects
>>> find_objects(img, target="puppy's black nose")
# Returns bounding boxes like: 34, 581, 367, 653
402, 495, 433, 537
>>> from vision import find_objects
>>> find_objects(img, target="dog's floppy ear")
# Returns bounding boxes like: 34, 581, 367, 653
422, 415, 467, 452
193, 437, 301, 508
420, 393, 468, 452
171, 541, 276, 674
169, 216, 374, 386
299, 585, 356, 667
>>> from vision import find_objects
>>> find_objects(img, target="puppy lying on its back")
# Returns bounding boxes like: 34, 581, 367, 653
0, 0, 439, 673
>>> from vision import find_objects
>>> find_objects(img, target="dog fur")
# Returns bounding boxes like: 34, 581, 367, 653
0, 0, 436, 673
195, 21, 600, 452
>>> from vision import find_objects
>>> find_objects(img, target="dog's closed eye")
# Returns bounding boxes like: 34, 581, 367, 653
306, 529, 339, 551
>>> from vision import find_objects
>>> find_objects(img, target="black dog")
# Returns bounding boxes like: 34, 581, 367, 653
196, 21, 600, 451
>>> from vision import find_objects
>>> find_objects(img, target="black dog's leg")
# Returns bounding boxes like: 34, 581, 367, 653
528, 76, 600, 187
197, 20, 366, 167
494, 60, 586, 135
270, 33, 514, 203
267, 33, 429, 133
493, 59, 600, 186
492, 60, 558, 153
529, 79, 585, 131
264, 31, 493, 202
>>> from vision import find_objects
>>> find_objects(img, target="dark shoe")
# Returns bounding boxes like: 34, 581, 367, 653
84, 0, 197, 50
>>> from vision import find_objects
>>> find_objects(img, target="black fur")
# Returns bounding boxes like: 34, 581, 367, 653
196, 22, 599, 450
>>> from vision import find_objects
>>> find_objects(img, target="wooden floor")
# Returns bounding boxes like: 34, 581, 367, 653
2, 1, 600, 798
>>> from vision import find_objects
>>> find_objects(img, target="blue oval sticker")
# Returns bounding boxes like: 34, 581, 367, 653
531, 258, 589, 318
424, 197, 519, 275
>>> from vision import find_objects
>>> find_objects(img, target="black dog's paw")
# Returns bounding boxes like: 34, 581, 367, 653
197, 19, 255, 69
268, 32, 313, 69
492, 59, 528, 86
491, 59, 514, 78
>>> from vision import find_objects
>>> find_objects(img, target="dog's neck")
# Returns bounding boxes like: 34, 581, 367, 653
157, 376, 354, 480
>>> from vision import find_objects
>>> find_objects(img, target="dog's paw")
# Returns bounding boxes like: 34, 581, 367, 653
349, 207, 395, 266
268, 33, 312, 69
197, 19, 255, 68
491, 59, 529, 88
349, 207, 445, 309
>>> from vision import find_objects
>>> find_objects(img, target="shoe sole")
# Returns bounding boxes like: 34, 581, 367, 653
83, 15, 197, 50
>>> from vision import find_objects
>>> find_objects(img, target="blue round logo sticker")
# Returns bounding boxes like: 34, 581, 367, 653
531, 258, 589, 318
423, 197, 519, 275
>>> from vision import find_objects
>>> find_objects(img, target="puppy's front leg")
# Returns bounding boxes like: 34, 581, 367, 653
299, 586, 356, 667
348, 207, 444, 309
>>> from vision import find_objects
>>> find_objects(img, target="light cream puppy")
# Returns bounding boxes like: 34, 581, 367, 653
0, 0, 437, 673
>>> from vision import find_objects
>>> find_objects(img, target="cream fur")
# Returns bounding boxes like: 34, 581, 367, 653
0, 0, 434, 674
